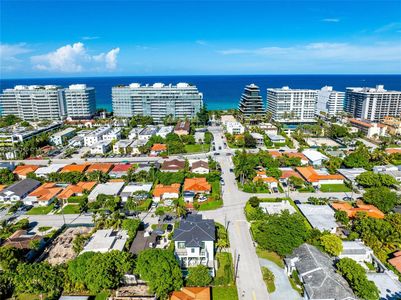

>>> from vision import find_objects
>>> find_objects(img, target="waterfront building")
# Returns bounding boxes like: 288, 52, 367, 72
64, 84, 96, 119
266, 86, 317, 123
0, 85, 65, 120
238, 84, 264, 117
316, 86, 345, 117
345, 85, 401, 122
112, 82, 203, 122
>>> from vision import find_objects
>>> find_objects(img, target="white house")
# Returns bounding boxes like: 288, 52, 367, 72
138, 126, 159, 142
0, 179, 41, 204
103, 127, 121, 142
190, 160, 209, 174
267, 133, 286, 144
156, 126, 173, 138
113, 139, 132, 154
84, 126, 112, 146
250, 132, 265, 147
226, 122, 245, 135
373, 165, 401, 182
220, 115, 237, 126
302, 149, 329, 166
90, 140, 112, 155
80, 229, 128, 254
50, 127, 76, 146
34, 164, 67, 178
120, 183, 153, 202
128, 127, 143, 140
88, 181, 125, 202
173, 214, 216, 276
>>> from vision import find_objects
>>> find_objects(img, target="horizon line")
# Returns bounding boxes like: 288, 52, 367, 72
2, 73, 401, 81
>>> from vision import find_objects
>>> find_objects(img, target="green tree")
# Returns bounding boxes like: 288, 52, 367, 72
13, 263, 64, 297
67, 251, 134, 293
249, 196, 260, 208
343, 146, 371, 169
197, 105, 209, 126
319, 234, 343, 256
251, 210, 310, 256
334, 210, 349, 225
0, 246, 23, 271
363, 186, 398, 213
336, 258, 379, 300
324, 157, 343, 174
0, 168, 15, 184
244, 132, 256, 148
186, 265, 212, 286
135, 249, 183, 299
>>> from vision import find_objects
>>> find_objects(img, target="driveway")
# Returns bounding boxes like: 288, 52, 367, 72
258, 258, 302, 300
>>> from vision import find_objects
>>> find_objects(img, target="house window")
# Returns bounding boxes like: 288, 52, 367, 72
178, 242, 185, 249
191, 248, 195, 253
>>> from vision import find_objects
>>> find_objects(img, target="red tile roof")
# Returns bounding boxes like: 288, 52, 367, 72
111, 163, 133, 172
296, 166, 344, 183
183, 178, 211, 192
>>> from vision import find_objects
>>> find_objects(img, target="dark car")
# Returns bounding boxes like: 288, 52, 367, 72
294, 200, 301, 205
166, 224, 173, 232
229, 168, 234, 172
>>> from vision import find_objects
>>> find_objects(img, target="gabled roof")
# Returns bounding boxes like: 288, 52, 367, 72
0, 178, 41, 198
110, 163, 133, 173
190, 160, 209, 171
296, 166, 344, 183
28, 183, 63, 202
183, 178, 211, 192
161, 159, 185, 171
57, 181, 97, 200
13, 165, 39, 176
331, 200, 384, 219
86, 163, 114, 173
173, 214, 215, 247
285, 244, 356, 300
174, 121, 190, 132
153, 184, 181, 197
60, 164, 90, 173
151, 143, 167, 151
170, 287, 210, 300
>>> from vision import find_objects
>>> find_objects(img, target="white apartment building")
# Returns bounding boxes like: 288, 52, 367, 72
84, 126, 112, 146
267, 86, 317, 123
0, 85, 66, 120
50, 127, 76, 146
316, 86, 345, 117
112, 82, 203, 123
226, 122, 245, 135
103, 127, 121, 142
113, 139, 132, 154
64, 84, 96, 119
345, 85, 401, 122
90, 140, 112, 155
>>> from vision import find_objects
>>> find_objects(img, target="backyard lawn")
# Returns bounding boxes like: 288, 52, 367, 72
319, 183, 351, 192
185, 144, 210, 153
198, 199, 223, 211
212, 286, 238, 300
26, 204, 55, 215
57, 204, 81, 214
256, 248, 284, 268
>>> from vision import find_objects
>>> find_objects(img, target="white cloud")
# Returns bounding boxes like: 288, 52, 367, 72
0, 43, 32, 70
217, 42, 401, 63
374, 22, 401, 33
322, 18, 340, 23
31, 42, 120, 72
82, 36, 100, 40
196, 40, 208, 46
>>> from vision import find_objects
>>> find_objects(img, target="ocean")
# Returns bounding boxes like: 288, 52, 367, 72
1, 75, 401, 112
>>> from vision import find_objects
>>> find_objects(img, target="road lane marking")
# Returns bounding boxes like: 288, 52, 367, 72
252, 291, 256, 300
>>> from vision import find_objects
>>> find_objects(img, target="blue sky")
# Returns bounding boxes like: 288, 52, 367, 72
1, 0, 401, 78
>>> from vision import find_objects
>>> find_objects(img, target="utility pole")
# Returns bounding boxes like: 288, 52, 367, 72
235, 253, 241, 279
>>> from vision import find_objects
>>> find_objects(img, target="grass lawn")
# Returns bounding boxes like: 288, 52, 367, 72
212, 286, 238, 300
26, 204, 54, 215
256, 248, 284, 268
319, 183, 351, 192
57, 204, 81, 214
185, 143, 210, 153
198, 199, 223, 211
261, 266, 276, 293
214, 252, 234, 285
94, 291, 109, 300
17, 294, 47, 300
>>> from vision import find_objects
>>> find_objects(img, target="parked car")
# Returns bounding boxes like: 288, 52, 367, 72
294, 200, 301, 205
166, 224, 173, 232
343, 196, 353, 201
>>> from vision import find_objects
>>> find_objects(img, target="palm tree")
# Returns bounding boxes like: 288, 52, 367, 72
173, 200, 187, 218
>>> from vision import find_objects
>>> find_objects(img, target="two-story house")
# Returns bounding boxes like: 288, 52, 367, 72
173, 214, 216, 276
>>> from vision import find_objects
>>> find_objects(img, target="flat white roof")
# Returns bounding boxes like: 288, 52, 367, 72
35, 164, 67, 175
81, 229, 128, 254
302, 149, 328, 162
88, 182, 125, 201
121, 183, 152, 194
297, 204, 337, 232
